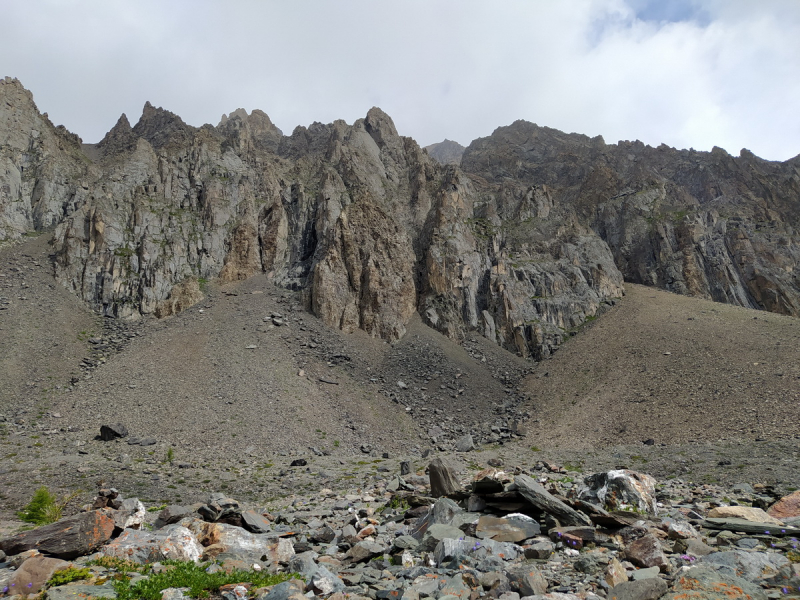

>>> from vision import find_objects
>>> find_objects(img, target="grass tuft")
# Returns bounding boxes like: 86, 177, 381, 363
111, 560, 297, 600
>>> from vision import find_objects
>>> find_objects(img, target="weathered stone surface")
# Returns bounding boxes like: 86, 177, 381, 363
768, 490, 800, 519
0, 510, 115, 559
241, 510, 272, 534
702, 517, 800, 536
419, 524, 463, 553
454, 434, 475, 452
347, 540, 384, 563
100, 524, 202, 563
506, 564, 548, 596
112, 498, 146, 530
45, 581, 118, 599
434, 536, 519, 566
257, 578, 306, 600
462, 120, 800, 319
310, 564, 345, 595
578, 470, 658, 515
429, 458, 462, 497
662, 566, 767, 600
607, 577, 667, 600
707, 505, 784, 525
154, 505, 193, 529
524, 540, 555, 560
7, 555, 69, 595
697, 549, 789, 581
515, 475, 591, 526
476, 515, 540, 542
666, 520, 698, 540
624, 534, 669, 572
672, 537, 714, 557
605, 557, 628, 587
99, 423, 128, 441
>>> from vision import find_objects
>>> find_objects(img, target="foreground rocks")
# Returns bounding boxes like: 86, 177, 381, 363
2, 461, 800, 599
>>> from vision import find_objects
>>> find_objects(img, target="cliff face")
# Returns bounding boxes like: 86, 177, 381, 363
0, 77, 94, 241
461, 122, 800, 316
1, 80, 796, 361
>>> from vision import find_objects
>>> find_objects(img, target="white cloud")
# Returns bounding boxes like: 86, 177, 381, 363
1, 0, 798, 160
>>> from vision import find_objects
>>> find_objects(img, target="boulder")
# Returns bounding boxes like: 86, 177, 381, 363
624, 534, 669, 572
605, 557, 628, 587
0, 510, 115, 559
100, 524, 203, 563
505, 564, 548, 596
454, 434, 475, 452
154, 505, 193, 529
347, 540, 384, 562
99, 424, 128, 441
515, 475, 591, 526
707, 505, 784, 525
7, 555, 70, 595
112, 498, 146, 530
662, 566, 767, 600
45, 581, 118, 599
241, 510, 272, 534
578, 470, 658, 516
768, 490, 800, 519
607, 577, 667, 600
697, 549, 789, 582
476, 515, 540, 543
429, 458, 461, 497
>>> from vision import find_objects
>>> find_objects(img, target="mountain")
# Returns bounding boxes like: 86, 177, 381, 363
424, 138, 465, 165
1, 77, 799, 365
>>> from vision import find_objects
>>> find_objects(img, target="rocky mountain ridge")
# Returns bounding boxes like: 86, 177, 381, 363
1, 77, 798, 362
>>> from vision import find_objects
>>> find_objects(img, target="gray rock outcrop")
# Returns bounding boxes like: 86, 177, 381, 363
2, 79, 797, 360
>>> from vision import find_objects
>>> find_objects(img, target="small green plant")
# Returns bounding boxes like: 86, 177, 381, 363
166, 447, 174, 463
111, 560, 297, 600
17, 486, 79, 525
530, 446, 542, 452
47, 567, 92, 586
788, 549, 800, 563
387, 496, 410, 512
114, 246, 134, 258
197, 277, 209, 292
333, 440, 340, 447
146, 503, 167, 513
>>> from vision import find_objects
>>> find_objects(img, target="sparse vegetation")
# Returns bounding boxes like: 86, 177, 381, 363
17, 486, 79, 525
111, 561, 297, 600
47, 566, 92, 587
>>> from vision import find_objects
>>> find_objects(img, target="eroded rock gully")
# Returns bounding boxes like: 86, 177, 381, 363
1, 77, 798, 361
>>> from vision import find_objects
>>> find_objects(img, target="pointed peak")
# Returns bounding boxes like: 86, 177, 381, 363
114, 113, 132, 131
98, 113, 138, 156
365, 107, 398, 148
132, 101, 195, 150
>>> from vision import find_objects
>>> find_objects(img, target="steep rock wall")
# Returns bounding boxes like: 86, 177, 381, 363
3, 80, 797, 362
461, 122, 800, 317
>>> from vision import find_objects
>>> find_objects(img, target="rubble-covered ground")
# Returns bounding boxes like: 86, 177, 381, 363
3, 461, 800, 600
2, 234, 800, 598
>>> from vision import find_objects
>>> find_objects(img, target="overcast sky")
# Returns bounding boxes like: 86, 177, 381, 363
2, 0, 799, 160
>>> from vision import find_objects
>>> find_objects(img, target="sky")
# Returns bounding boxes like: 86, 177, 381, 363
2, 0, 799, 161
